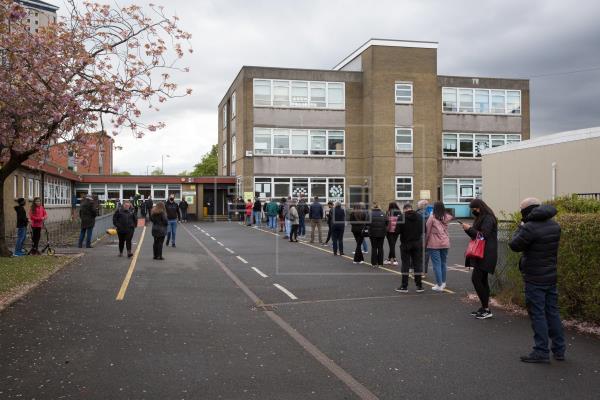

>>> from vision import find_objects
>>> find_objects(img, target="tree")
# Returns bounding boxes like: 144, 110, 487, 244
177, 170, 189, 176
150, 168, 164, 176
113, 171, 132, 176
190, 144, 218, 176
0, 0, 192, 256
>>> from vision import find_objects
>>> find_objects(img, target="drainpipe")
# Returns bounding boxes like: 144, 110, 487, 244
551, 162, 557, 200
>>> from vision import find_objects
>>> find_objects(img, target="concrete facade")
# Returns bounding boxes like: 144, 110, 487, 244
218, 39, 530, 215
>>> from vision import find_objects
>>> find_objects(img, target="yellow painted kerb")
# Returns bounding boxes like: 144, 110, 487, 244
116, 226, 146, 301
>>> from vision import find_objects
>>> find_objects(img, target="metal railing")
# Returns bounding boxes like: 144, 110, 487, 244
576, 193, 600, 201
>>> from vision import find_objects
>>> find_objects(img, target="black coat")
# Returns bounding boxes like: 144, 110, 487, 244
179, 200, 189, 211
15, 205, 28, 228
150, 211, 168, 237
368, 208, 387, 238
509, 205, 561, 285
398, 210, 422, 243
253, 200, 262, 212
165, 200, 180, 220
349, 209, 367, 234
465, 213, 498, 274
79, 199, 97, 229
113, 208, 137, 234
331, 206, 346, 230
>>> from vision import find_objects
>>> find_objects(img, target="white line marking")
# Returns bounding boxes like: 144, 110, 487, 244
204, 232, 210, 236
274, 284, 298, 300
236, 255, 248, 264
225, 248, 235, 254
252, 267, 268, 278
217, 242, 224, 246
210, 236, 216, 240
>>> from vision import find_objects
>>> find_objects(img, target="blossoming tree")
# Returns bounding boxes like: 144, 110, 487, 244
0, 0, 192, 256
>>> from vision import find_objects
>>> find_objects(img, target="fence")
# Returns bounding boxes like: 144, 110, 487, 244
576, 193, 600, 201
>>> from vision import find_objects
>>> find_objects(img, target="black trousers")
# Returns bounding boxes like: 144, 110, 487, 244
31, 227, 41, 250
370, 236, 385, 266
290, 224, 299, 241
117, 231, 133, 254
472, 268, 490, 309
332, 228, 344, 254
325, 223, 333, 243
400, 240, 423, 287
153, 235, 165, 258
386, 232, 399, 259
352, 232, 364, 262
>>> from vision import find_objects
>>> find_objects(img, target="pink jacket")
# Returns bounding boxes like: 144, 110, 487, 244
29, 206, 48, 228
425, 213, 453, 249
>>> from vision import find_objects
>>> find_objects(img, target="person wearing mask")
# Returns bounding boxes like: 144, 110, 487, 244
179, 198, 189, 223
144, 197, 153, 221
308, 197, 324, 244
283, 196, 292, 239
288, 202, 300, 242
416, 199, 430, 277
350, 203, 367, 264
28, 197, 48, 255
509, 198, 565, 363
79, 195, 97, 248
368, 202, 386, 268
461, 199, 498, 319
112, 200, 137, 257
266, 198, 279, 231
297, 196, 308, 238
396, 203, 424, 293
323, 201, 334, 246
253, 198, 262, 227
426, 201, 453, 291
165, 195, 181, 247
331, 202, 346, 256
150, 201, 168, 260
14, 198, 28, 256
245, 199, 253, 226
384, 202, 401, 266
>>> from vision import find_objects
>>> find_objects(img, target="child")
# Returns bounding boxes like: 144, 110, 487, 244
28, 197, 47, 255
14, 198, 28, 256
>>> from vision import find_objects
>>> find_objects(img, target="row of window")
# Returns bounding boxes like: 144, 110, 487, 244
45, 177, 72, 206
442, 87, 521, 115
253, 177, 345, 203
253, 79, 345, 109
254, 128, 345, 156
75, 184, 183, 202
443, 133, 521, 158
13, 175, 41, 200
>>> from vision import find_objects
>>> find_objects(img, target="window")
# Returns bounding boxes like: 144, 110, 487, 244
28, 179, 34, 200
253, 128, 345, 157
292, 178, 309, 198
231, 135, 237, 161
327, 131, 344, 156
443, 134, 458, 157
168, 184, 181, 200
272, 129, 290, 155
44, 176, 71, 206
474, 135, 490, 157
395, 176, 413, 200
22, 177, 26, 199
254, 128, 271, 155
459, 134, 474, 157
231, 92, 236, 119
395, 128, 413, 152
13, 175, 18, 198
150, 185, 164, 200
310, 178, 326, 199
222, 104, 228, 129
34, 180, 40, 197
107, 185, 120, 201
443, 178, 482, 203
254, 177, 345, 203
443, 133, 521, 158
253, 79, 344, 109
274, 178, 290, 197
291, 130, 308, 155
310, 130, 327, 156
254, 178, 272, 198
328, 178, 344, 202
222, 142, 227, 167
442, 87, 521, 115
395, 83, 413, 104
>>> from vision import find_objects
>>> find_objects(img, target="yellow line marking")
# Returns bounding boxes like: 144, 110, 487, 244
116, 226, 147, 301
251, 226, 455, 294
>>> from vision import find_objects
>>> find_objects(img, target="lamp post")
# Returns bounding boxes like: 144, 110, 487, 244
161, 154, 170, 175
146, 164, 156, 175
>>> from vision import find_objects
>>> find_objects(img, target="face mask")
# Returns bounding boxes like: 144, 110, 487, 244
521, 205, 536, 220
169, 198, 174, 202
472, 210, 480, 217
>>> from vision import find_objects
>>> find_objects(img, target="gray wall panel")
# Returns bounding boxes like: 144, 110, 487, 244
442, 159, 482, 177
254, 108, 346, 128
443, 114, 522, 133
395, 154, 414, 174
254, 157, 345, 175
395, 105, 413, 127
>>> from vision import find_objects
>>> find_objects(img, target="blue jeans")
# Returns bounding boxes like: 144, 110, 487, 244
15, 227, 26, 255
298, 216, 306, 236
285, 219, 291, 237
362, 239, 368, 253
253, 211, 262, 227
268, 216, 277, 230
79, 227, 93, 247
332, 228, 344, 254
429, 248, 448, 286
525, 282, 566, 357
166, 219, 177, 244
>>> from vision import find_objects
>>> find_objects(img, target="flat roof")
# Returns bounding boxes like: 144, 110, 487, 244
17, 0, 59, 12
333, 38, 438, 71
80, 175, 236, 184
484, 126, 600, 155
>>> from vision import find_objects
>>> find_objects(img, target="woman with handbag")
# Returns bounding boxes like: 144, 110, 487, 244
350, 203, 367, 264
384, 202, 402, 266
460, 199, 498, 320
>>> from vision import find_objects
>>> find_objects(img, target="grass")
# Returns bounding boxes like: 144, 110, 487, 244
0, 255, 74, 297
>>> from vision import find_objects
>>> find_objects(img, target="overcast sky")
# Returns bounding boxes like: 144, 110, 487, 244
62, 0, 600, 175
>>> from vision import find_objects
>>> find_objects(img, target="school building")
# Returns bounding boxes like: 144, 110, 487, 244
217, 39, 530, 217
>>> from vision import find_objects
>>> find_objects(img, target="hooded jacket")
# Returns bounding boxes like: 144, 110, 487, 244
165, 200, 181, 220
79, 199, 97, 229
29, 205, 48, 228
15, 205, 28, 228
509, 205, 561, 285
368, 208, 387, 238
425, 213, 453, 249
150, 210, 168, 237
465, 213, 498, 274
113, 207, 137, 234
398, 210, 423, 243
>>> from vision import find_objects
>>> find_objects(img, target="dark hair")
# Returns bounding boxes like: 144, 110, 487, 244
469, 199, 497, 226
403, 203, 413, 211
387, 202, 399, 212
432, 201, 446, 222
30, 197, 42, 213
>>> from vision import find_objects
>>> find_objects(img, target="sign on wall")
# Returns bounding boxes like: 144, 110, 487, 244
185, 195, 194, 204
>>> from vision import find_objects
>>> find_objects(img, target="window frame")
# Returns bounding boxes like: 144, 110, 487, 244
253, 79, 345, 110
395, 127, 413, 152
28, 178, 34, 200
443, 178, 483, 203
441, 87, 521, 115
394, 82, 413, 104
442, 133, 521, 159
253, 128, 345, 157
231, 92, 236, 119
395, 176, 413, 200
253, 176, 345, 203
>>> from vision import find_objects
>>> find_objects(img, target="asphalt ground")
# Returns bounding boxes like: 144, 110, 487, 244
1, 221, 599, 399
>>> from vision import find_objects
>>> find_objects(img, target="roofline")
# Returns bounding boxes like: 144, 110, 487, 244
438, 74, 530, 82
483, 126, 600, 155
80, 175, 236, 184
333, 38, 439, 71
17, 0, 59, 12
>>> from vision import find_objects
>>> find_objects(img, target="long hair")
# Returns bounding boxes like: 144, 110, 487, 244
30, 197, 41, 213
432, 201, 446, 222
469, 199, 497, 226
152, 201, 166, 216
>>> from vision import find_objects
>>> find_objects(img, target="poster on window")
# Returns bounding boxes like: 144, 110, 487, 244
460, 187, 473, 198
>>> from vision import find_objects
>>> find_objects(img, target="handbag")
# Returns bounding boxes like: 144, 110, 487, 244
361, 224, 370, 238
465, 232, 486, 259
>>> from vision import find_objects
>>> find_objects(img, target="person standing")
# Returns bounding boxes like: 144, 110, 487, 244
28, 197, 48, 255
140, 196, 148, 220
323, 201, 334, 246
78, 195, 97, 248
396, 203, 424, 293
425, 201, 453, 291
266, 198, 279, 231
165, 195, 181, 247
509, 198, 565, 363
14, 198, 28, 256
461, 199, 498, 319
144, 196, 153, 221
112, 200, 136, 257
368, 202, 386, 268
179, 198, 189, 223
150, 201, 168, 260
384, 202, 401, 266
288, 202, 300, 242
308, 197, 324, 244
283, 196, 292, 238
350, 203, 367, 264
297, 196, 308, 238
245, 199, 253, 226
331, 202, 346, 256
278, 198, 285, 232
253, 198, 262, 227
416, 199, 430, 276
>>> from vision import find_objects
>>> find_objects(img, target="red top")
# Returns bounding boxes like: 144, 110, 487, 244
245, 202, 253, 216
29, 206, 48, 228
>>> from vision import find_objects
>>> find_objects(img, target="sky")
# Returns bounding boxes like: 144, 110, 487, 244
61, 0, 600, 175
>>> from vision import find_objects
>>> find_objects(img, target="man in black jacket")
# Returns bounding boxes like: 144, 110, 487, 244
165, 195, 181, 247
509, 197, 565, 363
396, 203, 424, 293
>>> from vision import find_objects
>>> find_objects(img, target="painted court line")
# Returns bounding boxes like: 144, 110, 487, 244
274, 284, 298, 300
225, 248, 235, 254
210, 236, 216, 241
217, 241, 224, 246
252, 267, 268, 278
236, 255, 248, 264
116, 226, 147, 301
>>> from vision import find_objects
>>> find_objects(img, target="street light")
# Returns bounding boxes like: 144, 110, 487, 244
161, 154, 170, 175
146, 164, 156, 175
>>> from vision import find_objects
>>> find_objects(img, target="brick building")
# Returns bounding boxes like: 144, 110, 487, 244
48, 132, 114, 175
217, 39, 530, 217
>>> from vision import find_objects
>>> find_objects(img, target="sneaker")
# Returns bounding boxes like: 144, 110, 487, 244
172, 244, 176, 248
476, 309, 493, 320
166, 240, 170, 246
353, 261, 359, 264
441, 282, 447, 290
395, 287, 408, 293
416, 286, 425, 293
127, 253, 133, 258
363, 251, 368, 254
340, 252, 344, 256
432, 285, 442, 291
520, 353, 550, 364
553, 353, 565, 361
383, 260, 391, 265
392, 261, 399, 266
470, 308, 484, 317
